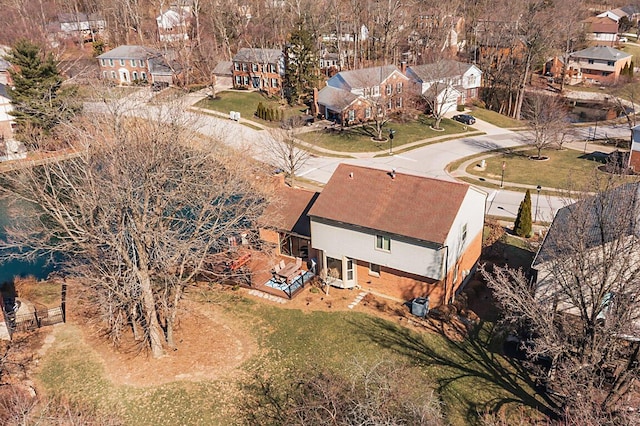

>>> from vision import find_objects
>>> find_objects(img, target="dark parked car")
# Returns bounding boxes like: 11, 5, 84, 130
453, 114, 476, 125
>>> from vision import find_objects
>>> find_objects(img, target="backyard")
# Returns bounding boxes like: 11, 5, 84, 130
32, 283, 550, 426
297, 115, 479, 153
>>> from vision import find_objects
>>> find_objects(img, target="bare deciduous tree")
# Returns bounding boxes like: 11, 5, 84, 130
240, 358, 444, 426
483, 174, 640, 422
522, 92, 571, 158
265, 125, 312, 187
0, 109, 271, 358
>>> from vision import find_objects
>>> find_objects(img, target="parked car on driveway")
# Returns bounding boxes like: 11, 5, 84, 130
619, 36, 628, 43
453, 114, 476, 125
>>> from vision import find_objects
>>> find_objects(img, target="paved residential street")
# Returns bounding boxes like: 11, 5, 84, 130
87, 89, 632, 222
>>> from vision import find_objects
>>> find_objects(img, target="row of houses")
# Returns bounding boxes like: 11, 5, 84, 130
260, 163, 487, 307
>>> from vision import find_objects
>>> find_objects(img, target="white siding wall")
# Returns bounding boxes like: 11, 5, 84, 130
310, 219, 445, 279
443, 187, 487, 273
0, 95, 13, 123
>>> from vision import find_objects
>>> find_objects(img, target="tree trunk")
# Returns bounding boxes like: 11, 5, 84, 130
138, 271, 165, 358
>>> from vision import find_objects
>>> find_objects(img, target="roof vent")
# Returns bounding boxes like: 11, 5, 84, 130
349, 172, 354, 179
391, 168, 396, 180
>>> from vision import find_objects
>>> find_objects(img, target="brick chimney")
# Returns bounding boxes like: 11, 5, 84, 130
400, 61, 407, 75
311, 87, 320, 117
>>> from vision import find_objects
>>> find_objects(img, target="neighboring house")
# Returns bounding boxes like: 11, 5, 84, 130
0, 57, 12, 86
97, 45, 180, 85
0, 83, 14, 138
407, 60, 482, 108
597, 10, 626, 22
619, 4, 640, 22
55, 12, 106, 42
319, 49, 343, 76
315, 65, 409, 124
567, 46, 632, 84
321, 22, 369, 43
628, 124, 640, 170
411, 14, 465, 54
156, 8, 190, 43
307, 164, 486, 306
582, 16, 619, 46
232, 48, 285, 95
259, 184, 320, 262
531, 183, 640, 333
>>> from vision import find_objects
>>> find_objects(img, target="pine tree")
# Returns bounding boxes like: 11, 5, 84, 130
514, 190, 533, 238
5, 39, 79, 140
284, 21, 319, 105
257, 102, 264, 119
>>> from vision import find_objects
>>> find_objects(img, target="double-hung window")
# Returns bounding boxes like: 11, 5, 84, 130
376, 235, 391, 251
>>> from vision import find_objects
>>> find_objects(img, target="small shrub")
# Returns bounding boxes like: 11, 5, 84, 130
309, 287, 320, 294
457, 104, 465, 112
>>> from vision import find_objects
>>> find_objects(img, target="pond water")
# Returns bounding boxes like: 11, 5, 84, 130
0, 198, 55, 286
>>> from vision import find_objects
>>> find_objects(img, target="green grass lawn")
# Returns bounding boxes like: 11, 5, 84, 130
195, 91, 306, 126
297, 115, 474, 153
36, 290, 549, 426
468, 107, 525, 128
464, 148, 638, 190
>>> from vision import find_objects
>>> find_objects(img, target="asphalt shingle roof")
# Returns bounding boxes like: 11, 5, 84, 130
333, 65, 401, 89
408, 60, 475, 82
97, 45, 162, 60
533, 183, 640, 266
233, 48, 282, 64
317, 85, 359, 111
570, 46, 630, 62
308, 164, 469, 245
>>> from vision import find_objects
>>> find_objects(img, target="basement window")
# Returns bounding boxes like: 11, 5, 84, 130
369, 263, 381, 277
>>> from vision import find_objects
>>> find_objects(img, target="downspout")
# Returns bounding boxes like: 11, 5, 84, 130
441, 245, 449, 305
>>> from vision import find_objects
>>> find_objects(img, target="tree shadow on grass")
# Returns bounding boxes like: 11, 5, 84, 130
351, 316, 559, 424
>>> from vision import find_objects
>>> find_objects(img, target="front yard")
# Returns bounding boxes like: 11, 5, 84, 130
457, 147, 639, 190
298, 115, 479, 153
195, 91, 306, 126
34, 284, 550, 426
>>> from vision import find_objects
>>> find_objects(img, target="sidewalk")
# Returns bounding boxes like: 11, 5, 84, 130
449, 139, 621, 192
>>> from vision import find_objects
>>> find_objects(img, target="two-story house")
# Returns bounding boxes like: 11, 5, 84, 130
156, 8, 190, 43
307, 164, 486, 306
581, 16, 619, 47
97, 45, 179, 85
407, 60, 482, 112
567, 46, 632, 85
232, 48, 285, 96
315, 65, 410, 125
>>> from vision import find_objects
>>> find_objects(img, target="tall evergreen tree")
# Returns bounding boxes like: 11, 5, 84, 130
284, 21, 319, 105
5, 39, 79, 141
514, 189, 533, 237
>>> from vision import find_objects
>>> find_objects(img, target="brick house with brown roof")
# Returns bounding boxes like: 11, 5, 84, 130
307, 164, 487, 307
315, 65, 409, 125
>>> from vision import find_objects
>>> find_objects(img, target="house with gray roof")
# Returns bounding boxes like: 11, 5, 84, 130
407, 60, 482, 106
97, 45, 181, 85
567, 46, 632, 84
531, 183, 640, 335
315, 65, 409, 125
232, 48, 285, 95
